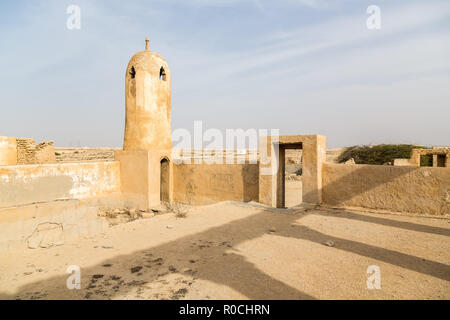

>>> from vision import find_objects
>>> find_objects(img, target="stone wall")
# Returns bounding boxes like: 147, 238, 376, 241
410, 147, 450, 167
16, 138, 36, 164
322, 163, 450, 215
55, 148, 117, 162
1, 137, 59, 165
173, 162, 259, 205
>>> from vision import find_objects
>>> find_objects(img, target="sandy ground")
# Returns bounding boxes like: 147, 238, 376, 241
1, 197, 449, 300
285, 180, 302, 208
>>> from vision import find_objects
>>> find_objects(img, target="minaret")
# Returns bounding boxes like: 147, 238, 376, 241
117, 38, 173, 210
123, 37, 172, 151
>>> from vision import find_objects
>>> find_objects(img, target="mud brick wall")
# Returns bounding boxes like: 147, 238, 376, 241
16, 138, 36, 164
322, 163, 450, 215
35, 141, 56, 164
173, 162, 259, 205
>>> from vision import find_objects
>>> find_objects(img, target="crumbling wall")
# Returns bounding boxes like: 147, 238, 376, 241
286, 149, 302, 164
322, 163, 450, 215
0, 161, 121, 208
0, 136, 17, 165
55, 148, 117, 162
16, 138, 36, 164
35, 141, 56, 164
2, 138, 57, 165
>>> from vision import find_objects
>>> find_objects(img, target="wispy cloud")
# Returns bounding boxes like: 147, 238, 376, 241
173, 1, 450, 90
0, 0, 449, 147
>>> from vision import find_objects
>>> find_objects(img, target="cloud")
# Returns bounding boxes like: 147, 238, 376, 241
289, 0, 320, 8
177, 1, 450, 85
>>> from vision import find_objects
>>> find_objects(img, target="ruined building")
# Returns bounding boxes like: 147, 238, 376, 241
0, 38, 448, 251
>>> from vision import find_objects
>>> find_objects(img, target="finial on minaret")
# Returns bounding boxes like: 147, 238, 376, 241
145, 37, 149, 51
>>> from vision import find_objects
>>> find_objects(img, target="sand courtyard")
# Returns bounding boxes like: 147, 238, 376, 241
1, 198, 448, 300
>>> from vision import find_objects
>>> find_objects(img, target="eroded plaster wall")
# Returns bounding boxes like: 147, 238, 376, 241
0, 200, 110, 251
173, 162, 259, 205
0, 136, 17, 166
322, 163, 450, 215
0, 161, 121, 208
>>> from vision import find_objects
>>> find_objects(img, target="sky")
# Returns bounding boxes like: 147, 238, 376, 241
0, 0, 449, 148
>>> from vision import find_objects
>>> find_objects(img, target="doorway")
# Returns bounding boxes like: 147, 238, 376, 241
436, 154, 446, 167
283, 146, 303, 208
160, 158, 170, 204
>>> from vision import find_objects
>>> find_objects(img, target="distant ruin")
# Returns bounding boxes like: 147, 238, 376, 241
0, 137, 56, 166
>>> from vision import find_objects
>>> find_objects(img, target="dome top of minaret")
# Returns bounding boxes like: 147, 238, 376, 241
126, 37, 169, 75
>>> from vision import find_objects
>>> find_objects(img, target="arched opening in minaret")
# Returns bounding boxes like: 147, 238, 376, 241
159, 67, 166, 81
160, 158, 170, 204
130, 66, 136, 79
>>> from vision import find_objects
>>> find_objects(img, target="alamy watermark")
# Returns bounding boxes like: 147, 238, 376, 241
172, 121, 280, 175
66, 265, 81, 289
367, 5, 381, 30
366, 265, 381, 289
66, 5, 81, 30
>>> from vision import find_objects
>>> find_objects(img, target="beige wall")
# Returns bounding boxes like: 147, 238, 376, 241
0, 161, 121, 208
0, 137, 17, 166
115, 150, 173, 210
173, 163, 259, 205
322, 163, 450, 215
393, 158, 411, 166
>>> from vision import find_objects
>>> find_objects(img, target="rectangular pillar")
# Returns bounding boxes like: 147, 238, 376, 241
258, 136, 278, 207
301, 135, 326, 205
115, 149, 173, 210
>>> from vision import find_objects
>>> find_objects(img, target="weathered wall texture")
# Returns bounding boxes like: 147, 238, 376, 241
55, 148, 117, 162
0, 200, 109, 251
322, 163, 450, 215
16, 138, 36, 164
286, 149, 302, 164
35, 141, 56, 164
0, 161, 121, 208
173, 163, 259, 205
0, 136, 17, 166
